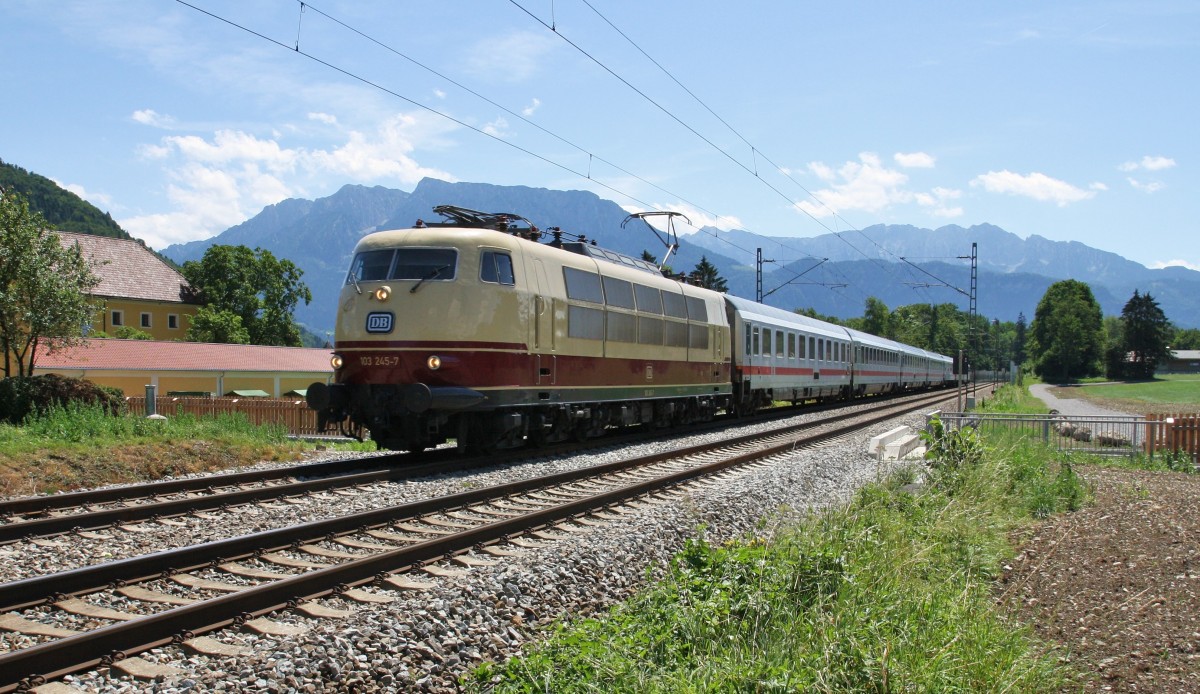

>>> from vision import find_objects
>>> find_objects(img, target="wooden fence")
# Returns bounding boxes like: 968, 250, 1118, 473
1144, 413, 1200, 463
124, 396, 329, 437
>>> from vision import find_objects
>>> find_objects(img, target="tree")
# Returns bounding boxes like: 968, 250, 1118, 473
860, 297, 893, 339
1120, 290, 1171, 379
1172, 327, 1200, 350
1013, 312, 1028, 366
1102, 314, 1126, 380
690, 256, 728, 292
181, 245, 312, 346
186, 306, 251, 344
1029, 279, 1104, 382
0, 189, 101, 378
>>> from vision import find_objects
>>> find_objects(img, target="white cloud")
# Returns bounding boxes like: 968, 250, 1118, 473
894, 151, 935, 168
462, 31, 557, 82
57, 181, 115, 210
1119, 155, 1176, 172
433, 89, 447, 99
308, 112, 338, 125
131, 109, 175, 128
792, 152, 963, 219
122, 113, 455, 249
969, 170, 1096, 206
522, 98, 541, 117
1127, 177, 1165, 193
1149, 259, 1200, 271
482, 116, 510, 138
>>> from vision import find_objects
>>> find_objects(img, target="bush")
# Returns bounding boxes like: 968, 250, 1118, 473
0, 374, 124, 424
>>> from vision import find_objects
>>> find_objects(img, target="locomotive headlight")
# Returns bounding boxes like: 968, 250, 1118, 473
331, 354, 344, 370
426, 355, 442, 371
373, 286, 391, 302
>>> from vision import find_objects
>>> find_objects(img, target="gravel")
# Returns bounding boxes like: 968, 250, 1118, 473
1028, 383, 1136, 418
3, 404, 938, 693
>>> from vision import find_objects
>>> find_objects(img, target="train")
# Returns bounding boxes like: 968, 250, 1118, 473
306, 206, 958, 452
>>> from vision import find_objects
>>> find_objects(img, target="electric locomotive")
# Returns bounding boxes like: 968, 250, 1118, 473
307, 206, 732, 453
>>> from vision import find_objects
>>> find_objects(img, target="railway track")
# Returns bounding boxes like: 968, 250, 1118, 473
0, 386, 979, 692
0, 387, 975, 546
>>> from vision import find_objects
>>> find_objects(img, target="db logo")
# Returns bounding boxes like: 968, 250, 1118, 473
366, 312, 394, 334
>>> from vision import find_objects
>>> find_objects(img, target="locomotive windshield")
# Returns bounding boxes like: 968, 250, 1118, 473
347, 248, 458, 284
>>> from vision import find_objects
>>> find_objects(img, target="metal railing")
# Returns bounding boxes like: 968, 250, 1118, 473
927, 411, 1149, 458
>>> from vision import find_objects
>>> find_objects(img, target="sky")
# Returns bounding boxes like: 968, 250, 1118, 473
1, 1, 1196, 271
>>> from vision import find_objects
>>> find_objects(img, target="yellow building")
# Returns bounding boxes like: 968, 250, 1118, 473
34, 339, 333, 397
56, 231, 200, 340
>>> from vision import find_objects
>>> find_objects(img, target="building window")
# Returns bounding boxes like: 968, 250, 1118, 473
140, 313, 152, 328
111, 310, 124, 327
168, 314, 179, 329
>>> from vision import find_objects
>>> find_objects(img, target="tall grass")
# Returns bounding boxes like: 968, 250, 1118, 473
0, 402, 288, 447
469, 423, 1086, 692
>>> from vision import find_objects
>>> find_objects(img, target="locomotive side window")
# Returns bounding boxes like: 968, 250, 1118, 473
607, 312, 637, 343
390, 248, 457, 281
567, 305, 604, 340
662, 291, 687, 319
348, 250, 394, 283
563, 267, 604, 304
480, 250, 515, 285
640, 317, 664, 345
603, 277, 636, 309
634, 284, 662, 314
688, 324, 709, 350
665, 321, 688, 348
685, 296, 708, 322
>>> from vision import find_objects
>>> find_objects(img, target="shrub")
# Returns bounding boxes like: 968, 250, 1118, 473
0, 374, 124, 424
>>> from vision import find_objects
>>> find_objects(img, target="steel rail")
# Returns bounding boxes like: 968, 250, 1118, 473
0, 386, 966, 693
0, 388, 951, 544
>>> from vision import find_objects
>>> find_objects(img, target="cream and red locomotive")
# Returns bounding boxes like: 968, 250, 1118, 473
306, 206, 955, 452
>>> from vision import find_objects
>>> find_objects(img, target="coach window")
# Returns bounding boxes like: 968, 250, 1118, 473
563, 267, 604, 304
602, 276, 635, 309
480, 250, 515, 285
752, 326, 760, 356
818, 339, 824, 362
776, 332, 785, 359
808, 336, 815, 362
788, 333, 796, 359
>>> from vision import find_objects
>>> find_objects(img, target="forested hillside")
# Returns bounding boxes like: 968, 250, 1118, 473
0, 158, 130, 239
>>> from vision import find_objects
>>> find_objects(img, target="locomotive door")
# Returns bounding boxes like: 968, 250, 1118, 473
531, 259, 555, 385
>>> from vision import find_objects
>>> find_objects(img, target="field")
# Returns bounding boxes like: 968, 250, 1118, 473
1053, 374, 1200, 415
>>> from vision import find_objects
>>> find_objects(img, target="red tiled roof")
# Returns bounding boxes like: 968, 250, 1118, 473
55, 231, 195, 304
35, 339, 333, 373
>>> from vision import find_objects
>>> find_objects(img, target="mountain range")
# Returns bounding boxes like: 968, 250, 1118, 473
15, 154, 1188, 339
160, 178, 1200, 334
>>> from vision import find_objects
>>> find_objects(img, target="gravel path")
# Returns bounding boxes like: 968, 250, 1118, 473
3, 405, 938, 693
1028, 383, 1136, 418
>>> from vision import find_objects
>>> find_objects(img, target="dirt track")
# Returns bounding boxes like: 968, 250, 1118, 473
999, 465, 1200, 692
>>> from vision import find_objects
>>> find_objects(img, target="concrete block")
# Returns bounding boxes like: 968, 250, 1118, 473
868, 426, 912, 458
882, 434, 922, 461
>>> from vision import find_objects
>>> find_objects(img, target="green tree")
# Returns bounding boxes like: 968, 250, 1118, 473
1172, 327, 1200, 350
1120, 290, 1171, 379
1013, 312, 1028, 366
186, 306, 251, 344
1102, 315, 1126, 380
860, 297, 893, 339
181, 245, 312, 346
0, 188, 101, 377
690, 255, 728, 292
1030, 279, 1104, 382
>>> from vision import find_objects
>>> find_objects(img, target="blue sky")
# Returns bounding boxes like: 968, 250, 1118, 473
1, 1, 1195, 271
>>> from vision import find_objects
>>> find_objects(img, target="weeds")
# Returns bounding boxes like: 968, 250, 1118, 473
468, 420, 1086, 692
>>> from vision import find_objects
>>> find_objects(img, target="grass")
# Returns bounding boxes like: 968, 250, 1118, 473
0, 403, 372, 497
466, 412, 1087, 693
1058, 374, 1200, 415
